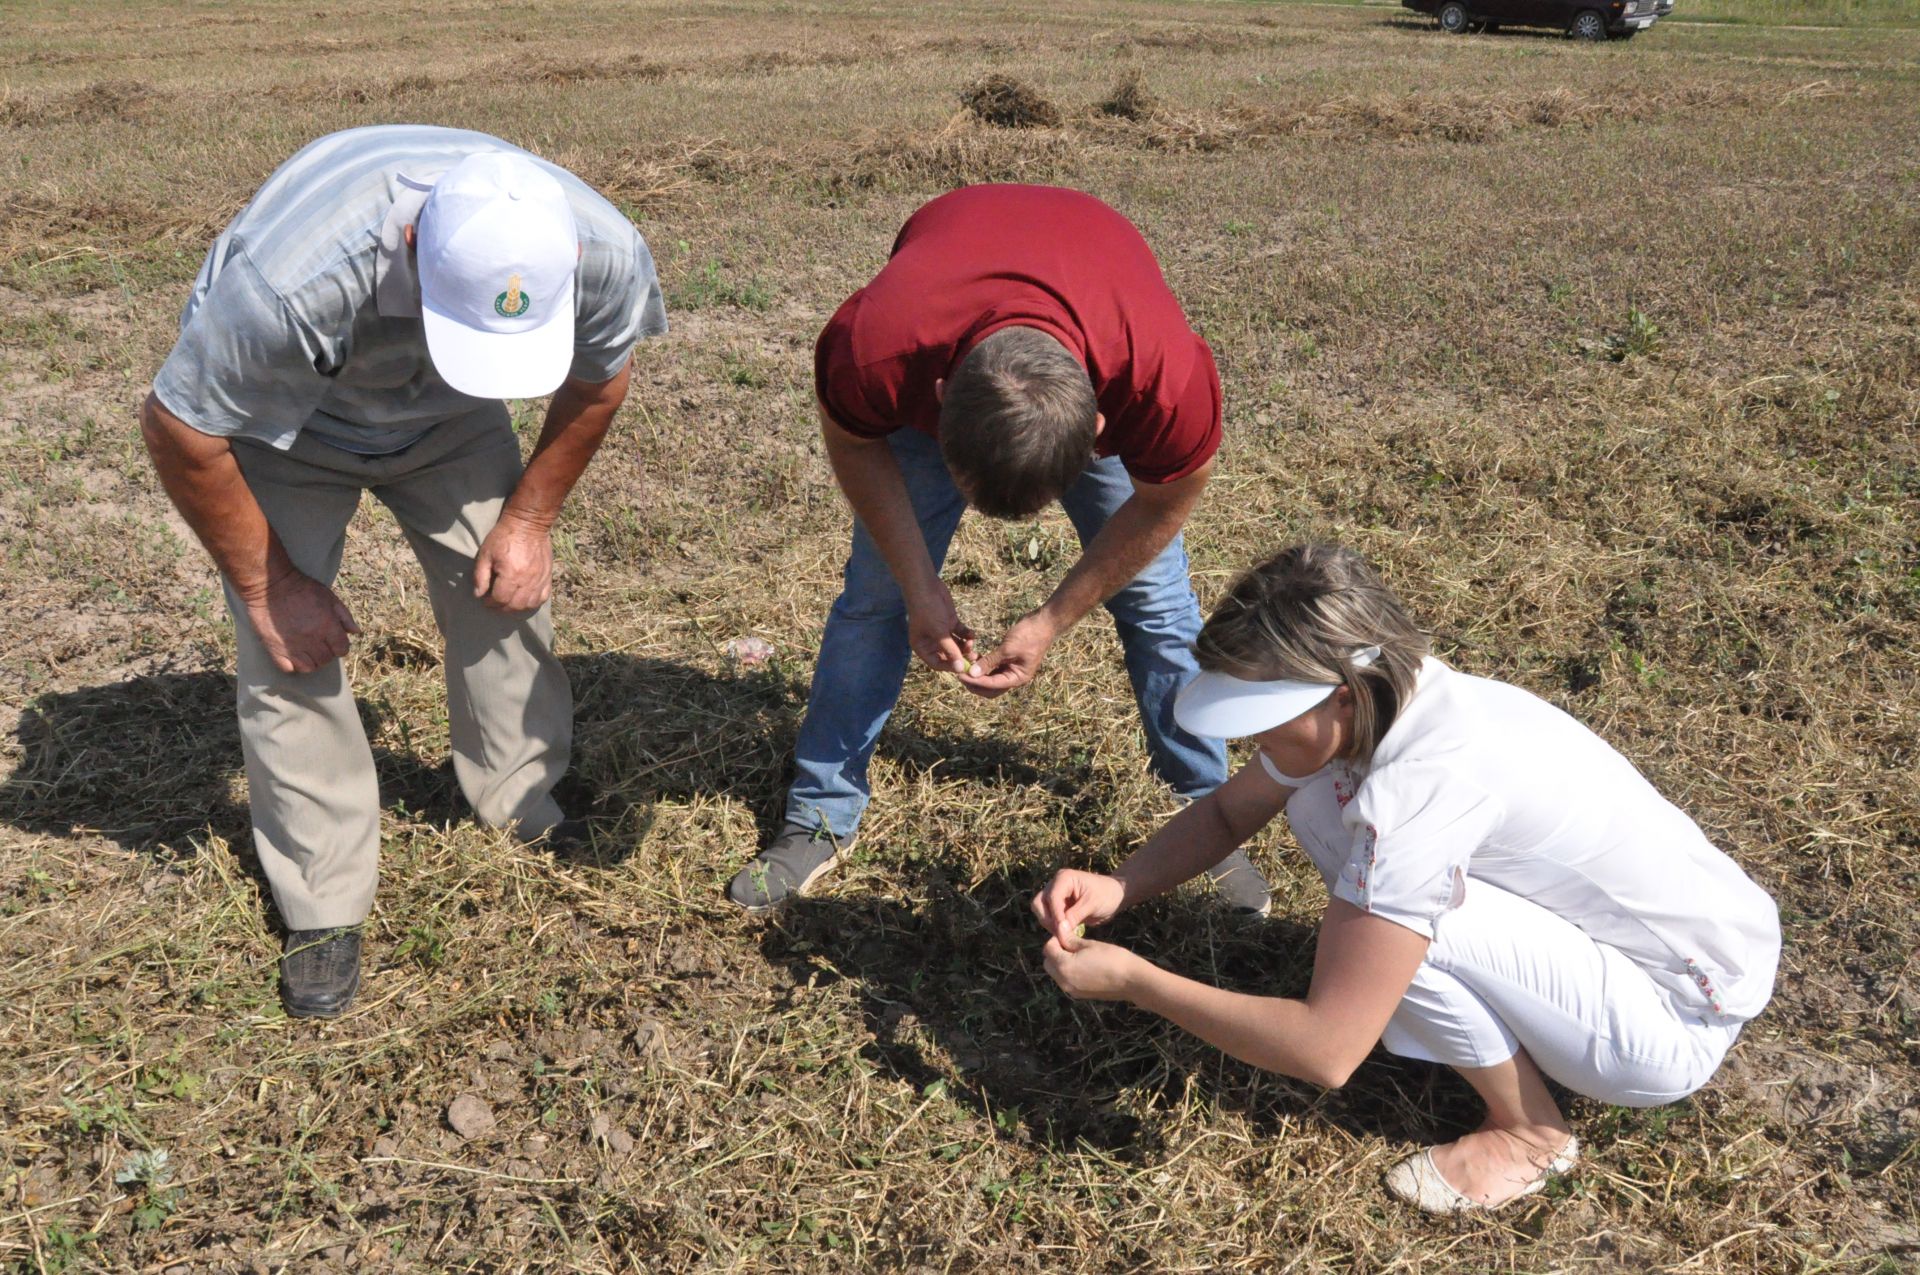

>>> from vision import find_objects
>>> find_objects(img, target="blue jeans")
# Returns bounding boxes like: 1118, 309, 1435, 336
784, 427, 1228, 839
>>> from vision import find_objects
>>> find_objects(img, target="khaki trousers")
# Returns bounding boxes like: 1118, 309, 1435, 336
225, 404, 571, 930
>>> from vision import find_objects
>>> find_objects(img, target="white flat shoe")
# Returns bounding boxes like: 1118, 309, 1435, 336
1384, 1136, 1579, 1214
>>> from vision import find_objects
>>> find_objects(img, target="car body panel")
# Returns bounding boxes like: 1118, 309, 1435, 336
1403, 0, 1662, 34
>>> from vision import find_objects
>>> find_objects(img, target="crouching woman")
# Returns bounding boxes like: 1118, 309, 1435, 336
1032, 544, 1779, 1213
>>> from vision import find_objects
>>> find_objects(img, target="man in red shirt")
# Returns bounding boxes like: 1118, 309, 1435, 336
727, 185, 1270, 914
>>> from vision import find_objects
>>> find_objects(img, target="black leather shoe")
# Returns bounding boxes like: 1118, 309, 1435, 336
523, 817, 594, 858
280, 927, 363, 1018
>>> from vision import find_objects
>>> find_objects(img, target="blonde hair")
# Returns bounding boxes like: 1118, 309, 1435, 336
1195, 544, 1430, 761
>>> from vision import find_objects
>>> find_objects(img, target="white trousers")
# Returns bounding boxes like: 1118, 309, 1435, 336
1380, 880, 1741, 1107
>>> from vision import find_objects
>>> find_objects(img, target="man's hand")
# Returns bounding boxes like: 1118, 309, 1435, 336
473, 514, 554, 613
1031, 868, 1127, 949
958, 610, 1057, 698
243, 570, 360, 674
907, 579, 978, 675
1043, 936, 1144, 1002
480, 364, 630, 614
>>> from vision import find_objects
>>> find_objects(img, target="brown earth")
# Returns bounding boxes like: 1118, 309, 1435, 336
0, 0, 1916, 1271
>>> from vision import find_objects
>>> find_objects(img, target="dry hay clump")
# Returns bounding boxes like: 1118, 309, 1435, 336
527, 47, 860, 85
961, 73, 1062, 128
832, 116, 1080, 191
827, 76, 1784, 186
563, 138, 755, 212
0, 79, 159, 128
523, 52, 671, 85
0, 189, 246, 269
1118, 27, 1274, 53
1098, 81, 1781, 154
1097, 68, 1160, 122
1266, 90, 1600, 143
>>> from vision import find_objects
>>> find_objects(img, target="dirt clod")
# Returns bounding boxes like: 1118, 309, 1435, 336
446, 1093, 496, 1140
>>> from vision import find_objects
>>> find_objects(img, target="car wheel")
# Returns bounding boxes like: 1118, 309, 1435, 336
1571, 9, 1609, 38
1438, 1, 1472, 32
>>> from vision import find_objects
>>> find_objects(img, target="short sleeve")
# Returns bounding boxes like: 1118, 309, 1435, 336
1333, 761, 1501, 938
151, 245, 333, 451
813, 297, 897, 438
569, 228, 668, 385
1117, 336, 1221, 484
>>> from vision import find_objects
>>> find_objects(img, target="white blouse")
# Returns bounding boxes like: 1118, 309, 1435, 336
1263, 659, 1780, 1025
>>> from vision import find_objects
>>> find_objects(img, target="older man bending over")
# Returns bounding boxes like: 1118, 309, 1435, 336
141, 125, 666, 1016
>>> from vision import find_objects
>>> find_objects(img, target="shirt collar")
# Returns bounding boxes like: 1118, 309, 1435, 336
374, 174, 436, 319
952, 312, 1088, 380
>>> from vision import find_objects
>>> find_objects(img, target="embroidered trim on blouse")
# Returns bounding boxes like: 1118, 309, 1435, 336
1352, 822, 1379, 910
1683, 957, 1726, 1015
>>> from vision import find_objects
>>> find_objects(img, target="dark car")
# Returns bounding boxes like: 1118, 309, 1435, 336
1403, 0, 1662, 39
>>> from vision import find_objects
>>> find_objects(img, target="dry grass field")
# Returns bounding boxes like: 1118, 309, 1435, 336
2, 0, 1917, 1270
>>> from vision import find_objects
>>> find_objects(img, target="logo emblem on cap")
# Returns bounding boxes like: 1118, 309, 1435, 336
494, 273, 530, 318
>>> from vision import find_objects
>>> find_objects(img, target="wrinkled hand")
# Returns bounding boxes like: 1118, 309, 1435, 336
473, 514, 554, 613
244, 570, 360, 675
958, 611, 1056, 698
907, 581, 977, 675
1043, 936, 1142, 1002
1031, 869, 1126, 949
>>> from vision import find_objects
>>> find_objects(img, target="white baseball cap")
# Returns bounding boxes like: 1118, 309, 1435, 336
417, 151, 579, 399
1174, 647, 1380, 739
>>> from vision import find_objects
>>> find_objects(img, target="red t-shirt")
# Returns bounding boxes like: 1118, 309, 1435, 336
814, 185, 1221, 485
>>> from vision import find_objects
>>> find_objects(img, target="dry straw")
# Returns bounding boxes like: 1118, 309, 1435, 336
0, 4, 1913, 1271
960, 73, 1064, 128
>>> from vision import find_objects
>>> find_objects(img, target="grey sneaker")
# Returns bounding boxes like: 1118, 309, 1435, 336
1207, 848, 1272, 916
726, 823, 851, 912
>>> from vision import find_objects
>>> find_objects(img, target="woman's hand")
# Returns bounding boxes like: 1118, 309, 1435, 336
1043, 936, 1145, 1002
1031, 869, 1127, 949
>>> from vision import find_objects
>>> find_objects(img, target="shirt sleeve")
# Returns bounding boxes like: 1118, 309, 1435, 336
1333, 761, 1501, 938
1116, 336, 1222, 484
569, 228, 668, 385
150, 245, 333, 451
812, 299, 897, 438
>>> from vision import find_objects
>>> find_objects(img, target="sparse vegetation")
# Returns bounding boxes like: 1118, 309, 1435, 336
0, 0, 1916, 1272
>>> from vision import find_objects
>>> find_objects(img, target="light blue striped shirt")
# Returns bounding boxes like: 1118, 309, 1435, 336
154, 125, 667, 454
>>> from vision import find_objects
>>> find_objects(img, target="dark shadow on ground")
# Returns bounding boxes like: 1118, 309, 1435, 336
0, 653, 1087, 859
754, 870, 1487, 1158
565, 650, 1080, 856
5, 659, 1493, 1152
1, 670, 456, 857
